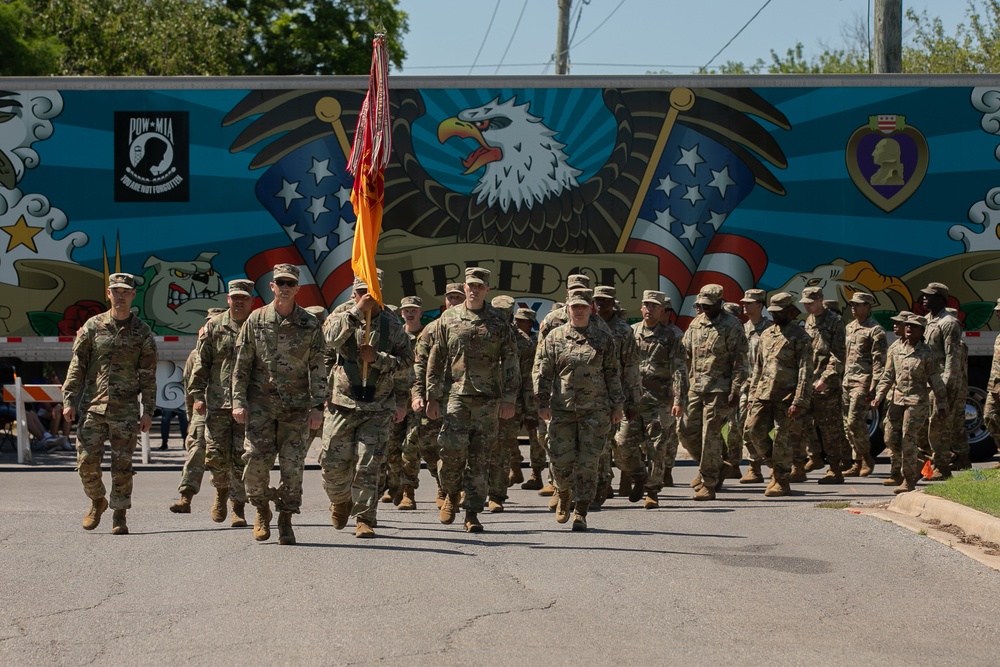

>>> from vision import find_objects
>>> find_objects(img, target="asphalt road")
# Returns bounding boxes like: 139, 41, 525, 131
2, 464, 999, 666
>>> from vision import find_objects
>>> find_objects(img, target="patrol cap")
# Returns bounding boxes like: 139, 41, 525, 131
767, 292, 799, 313
945, 307, 958, 316
228, 279, 254, 297
593, 285, 616, 300
108, 272, 136, 289
994, 298, 1000, 312
905, 314, 928, 328
920, 281, 949, 298
641, 290, 666, 306
566, 289, 593, 307
848, 292, 875, 305
491, 295, 515, 315
740, 288, 767, 304
723, 302, 742, 317
889, 310, 914, 323
272, 263, 299, 281
465, 267, 491, 286
824, 299, 842, 315
799, 286, 824, 304
694, 284, 724, 306
304, 305, 327, 319
399, 296, 422, 310
662, 296, 674, 311
514, 307, 537, 322
353, 268, 384, 291
206, 307, 226, 320
567, 274, 590, 289
445, 282, 465, 296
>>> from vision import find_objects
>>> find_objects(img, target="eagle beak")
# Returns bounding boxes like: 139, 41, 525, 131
438, 116, 503, 174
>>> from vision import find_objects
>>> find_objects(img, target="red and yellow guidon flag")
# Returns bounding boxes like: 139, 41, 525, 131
347, 33, 391, 306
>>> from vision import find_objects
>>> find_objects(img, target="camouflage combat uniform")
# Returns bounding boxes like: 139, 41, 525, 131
924, 309, 967, 469
383, 322, 423, 500
402, 317, 444, 490
63, 311, 158, 510
534, 320, 624, 502
596, 313, 640, 493
232, 303, 326, 514
507, 324, 542, 475
426, 302, 517, 514
177, 347, 208, 495
737, 315, 773, 464
983, 304, 1000, 447
189, 310, 248, 504
842, 314, 887, 466
614, 320, 685, 493
802, 305, 849, 470
320, 303, 412, 527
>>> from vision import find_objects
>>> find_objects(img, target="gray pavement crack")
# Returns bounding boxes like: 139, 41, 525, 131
441, 599, 558, 652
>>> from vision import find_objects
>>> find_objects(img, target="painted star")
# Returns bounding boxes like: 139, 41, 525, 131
282, 223, 305, 243
652, 207, 677, 230
708, 166, 736, 198
706, 210, 727, 230
1, 215, 42, 253
676, 145, 704, 175
305, 196, 330, 222
307, 234, 330, 261
275, 179, 303, 211
334, 216, 355, 244
334, 185, 353, 209
681, 185, 704, 206
308, 158, 334, 185
679, 223, 704, 246
656, 174, 679, 197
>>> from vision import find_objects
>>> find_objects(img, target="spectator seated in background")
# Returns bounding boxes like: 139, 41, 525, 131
6, 405, 70, 451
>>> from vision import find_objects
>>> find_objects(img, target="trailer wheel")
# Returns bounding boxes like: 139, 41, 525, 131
866, 405, 885, 458
964, 385, 998, 462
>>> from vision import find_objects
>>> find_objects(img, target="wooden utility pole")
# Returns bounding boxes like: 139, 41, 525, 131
873, 0, 902, 73
555, 0, 571, 75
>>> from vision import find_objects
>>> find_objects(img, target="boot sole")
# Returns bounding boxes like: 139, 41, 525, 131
571, 521, 587, 531
464, 523, 484, 533
231, 519, 248, 527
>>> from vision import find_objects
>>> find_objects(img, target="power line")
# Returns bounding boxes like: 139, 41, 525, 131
569, 0, 625, 50
469, 0, 502, 75
495, 0, 531, 75
543, 0, 589, 75
700, 0, 774, 72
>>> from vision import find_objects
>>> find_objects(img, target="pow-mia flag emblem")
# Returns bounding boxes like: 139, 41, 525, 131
114, 111, 189, 202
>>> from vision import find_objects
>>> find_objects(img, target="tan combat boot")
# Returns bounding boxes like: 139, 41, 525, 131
521, 469, 544, 490
643, 491, 659, 509
571, 501, 589, 531
929, 464, 952, 481
692, 483, 716, 501
882, 468, 903, 486
355, 518, 375, 538
893, 475, 917, 494
464, 511, 483, 533
663, 467, 674, 487
398, 485, 416, 511
509, 463, 524, 486
82, 497, 109, 530
487, 496, 504, 513
379, 488, 393, 503
548, 493, 559, 511
842, 458, 863, 477
277, 511, 295, 545
689, 473, 703, 489
740, 460, 764, 484
803, 453, 825, 473
111, 509, 128, 535
169, 490, 194, 514
727, 463, 743, 480
555, 489, 572, 523
859, 453, 876, 477
253, 503, 272, 541
439, 492, 459, 524
330, 502, 349, 530
817, 460, 844, 485
539, 478, 557, 497
230, 501, 248, 527
789, 461, 807, 483
211, 488, 229, 523
764, 471, 791, 497
435, 485, 447, 508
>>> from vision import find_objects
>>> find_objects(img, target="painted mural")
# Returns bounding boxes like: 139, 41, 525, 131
3, 81, 1000, 337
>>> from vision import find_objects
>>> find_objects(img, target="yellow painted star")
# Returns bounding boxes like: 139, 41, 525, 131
2, 215, 42, 253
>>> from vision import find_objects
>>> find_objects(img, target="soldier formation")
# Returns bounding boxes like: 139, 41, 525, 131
63, 268, 995, 541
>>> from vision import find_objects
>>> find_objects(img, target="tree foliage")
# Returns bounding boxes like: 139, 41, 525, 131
0, 0, 64, 76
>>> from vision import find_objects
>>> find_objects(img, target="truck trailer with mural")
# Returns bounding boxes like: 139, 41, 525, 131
1, 74, 999, 459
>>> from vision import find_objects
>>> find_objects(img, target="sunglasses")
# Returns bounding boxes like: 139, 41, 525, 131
274, 279, 298, 287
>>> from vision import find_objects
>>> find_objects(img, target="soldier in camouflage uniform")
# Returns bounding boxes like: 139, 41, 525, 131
649, 296, 687, 489
872, 314, 947, 493
187, 281, 256, 526
511, 308, 544, 490
232, 264, 326, 546
534, 290, 624, 531
679, 284, 747, 500
406, 283, 467, 510
63, 272, 158, 535
737, 289, 771, 484
592, 285, 640, 506
745, 293, 813, 497
615, 290, 685, 508
426, 267, 518, 533
721, 301, 749, 479
320, 276, 412, 538
487, 294, 520, 512
920, 282, 967, 478
169, 307, 227, 516
841, 292, 888, 482
798, 286, 850, 483
983, 299, 1000, 470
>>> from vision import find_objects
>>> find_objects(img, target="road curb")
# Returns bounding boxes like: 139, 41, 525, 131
888, 490, 1000, 546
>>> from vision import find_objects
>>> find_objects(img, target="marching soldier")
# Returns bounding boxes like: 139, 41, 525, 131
841, 292, 888, 481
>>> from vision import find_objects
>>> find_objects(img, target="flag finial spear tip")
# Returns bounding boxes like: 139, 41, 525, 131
375, 19, 386, 36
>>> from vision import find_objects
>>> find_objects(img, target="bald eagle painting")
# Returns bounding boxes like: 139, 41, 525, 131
224, 84, 789, 316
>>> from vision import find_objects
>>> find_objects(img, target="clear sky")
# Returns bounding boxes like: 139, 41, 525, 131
393, 0, 971, 76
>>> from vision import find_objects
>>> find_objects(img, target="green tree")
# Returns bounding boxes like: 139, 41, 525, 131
0, 0, 64, 75
226, 0, 408, 75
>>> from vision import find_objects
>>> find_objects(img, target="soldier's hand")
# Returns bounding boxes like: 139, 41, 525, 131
138, 413, 152, 433
787, 404, 802, 419
308, 408, 323, 430
393, 405, 406, 423
538, 407, 552, 422
671, 405, 683, 419
625, 406, 639, 421
611, 408, 624, 425
194, 400, 207, 416
358, 344, 378, 363
232, 407, 247, 424
499, 401, 515, 420
813, 378, 828, 393
356, 293, 377, 315
411, 397, 425, 414
426, 399, 440, 420
62, 405, 76, 423
870, 398, 880, 409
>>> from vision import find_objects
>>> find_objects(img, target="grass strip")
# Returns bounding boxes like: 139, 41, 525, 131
924, 468, 1000, 519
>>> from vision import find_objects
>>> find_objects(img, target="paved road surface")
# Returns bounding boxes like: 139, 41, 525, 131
2, 462, 999, 666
